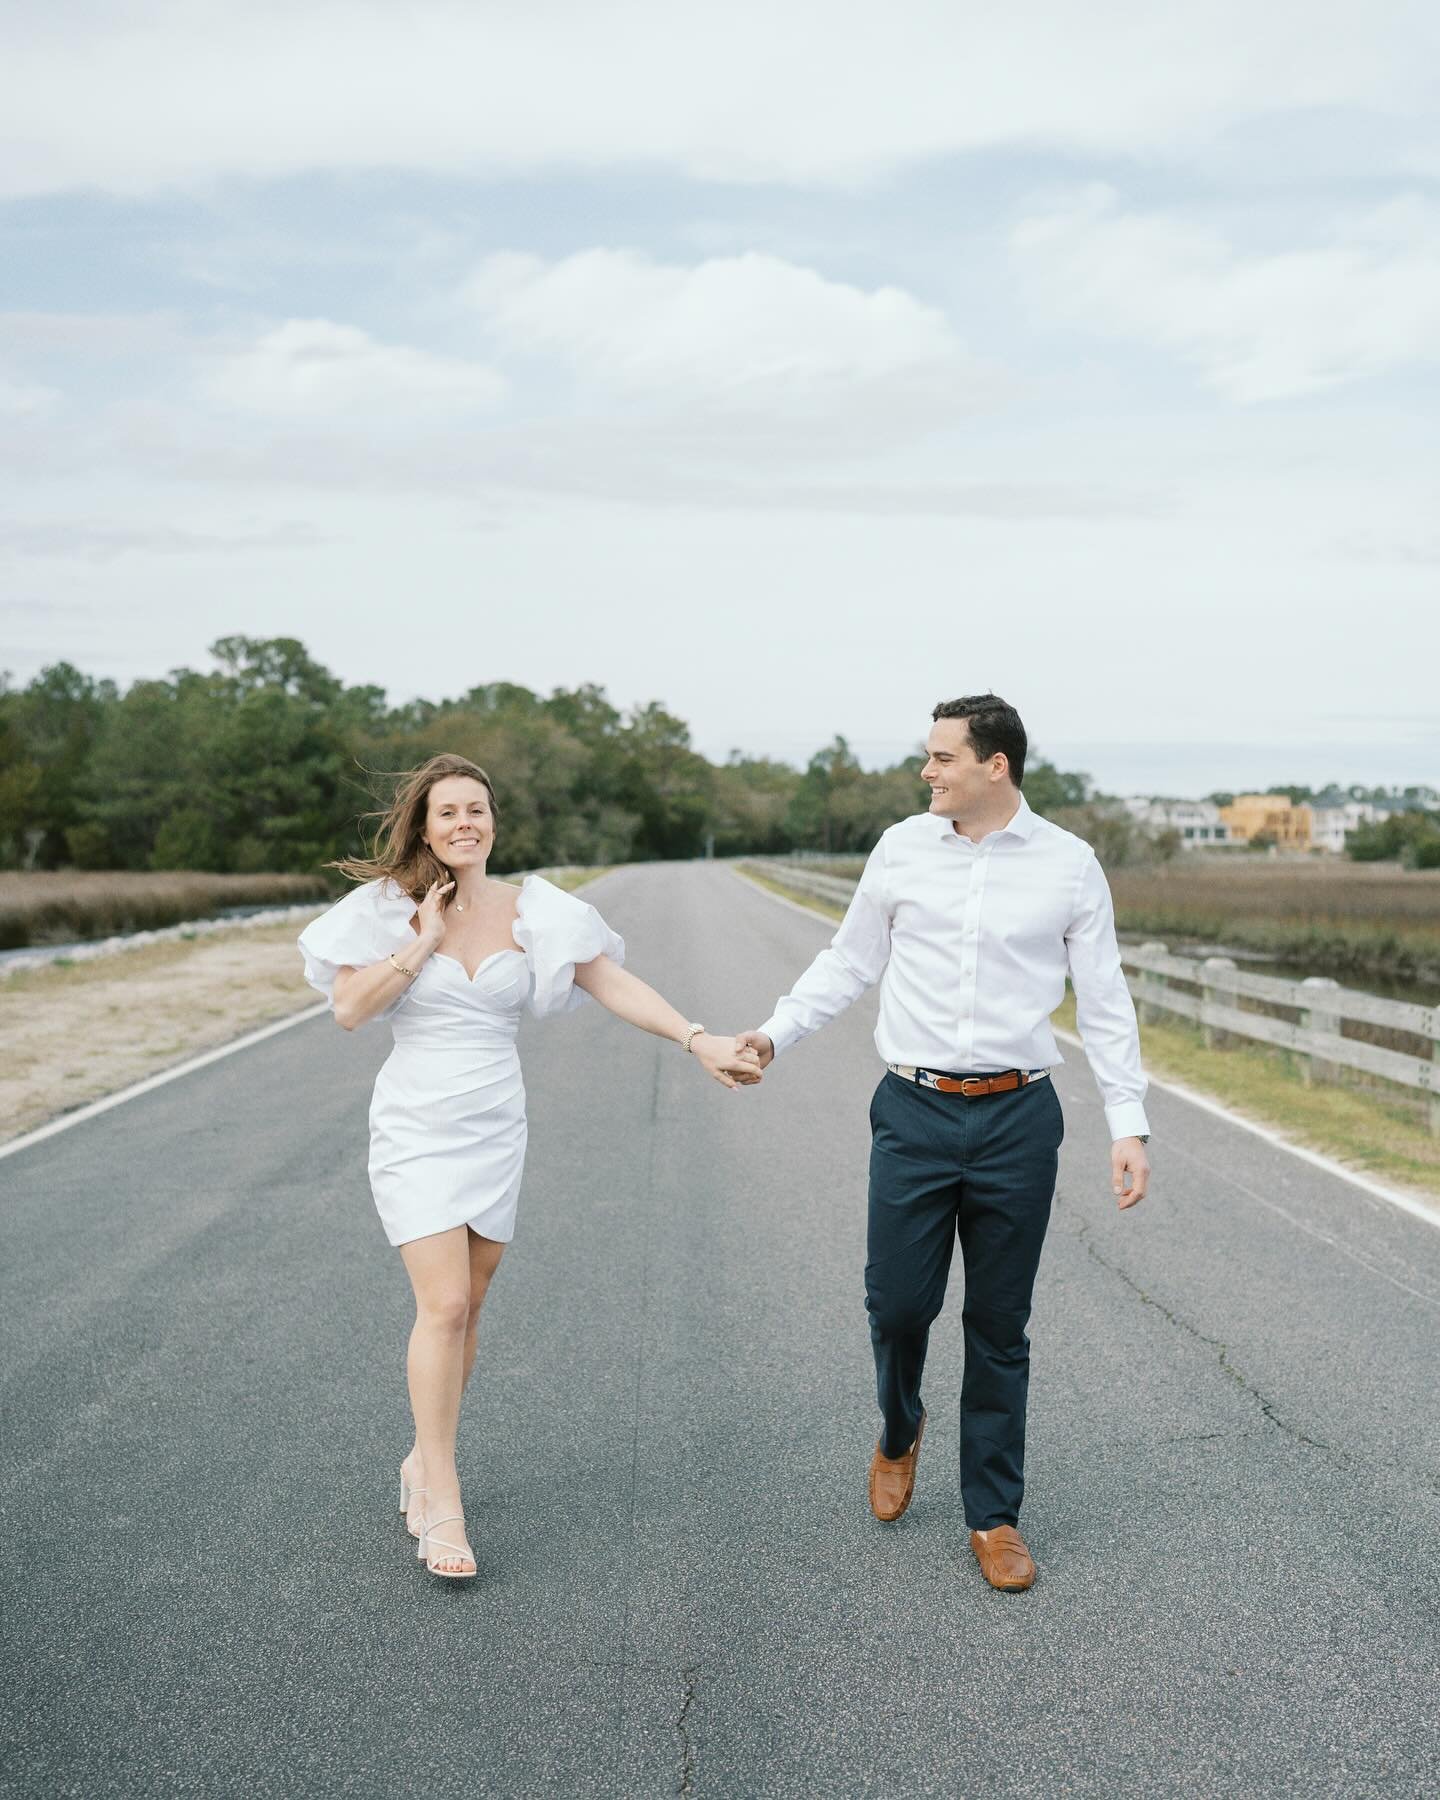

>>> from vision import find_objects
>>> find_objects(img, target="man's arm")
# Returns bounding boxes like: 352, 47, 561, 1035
743, 844, 892, 1065
1065, 851, 1151, 1208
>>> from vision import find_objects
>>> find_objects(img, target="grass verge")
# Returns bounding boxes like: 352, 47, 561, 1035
739, 868, 847, 920
1052, 993, 1440, 1199
736, 866, 1440, 1201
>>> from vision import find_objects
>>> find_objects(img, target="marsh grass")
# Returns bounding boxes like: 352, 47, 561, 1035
799, 854, 1440, 985
0, 870, 335, 950
1105, 861, 1440, 983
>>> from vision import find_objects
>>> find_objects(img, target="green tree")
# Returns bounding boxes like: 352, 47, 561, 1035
1022, 758, 1091, 814
4, 662, 116, 866
710, 755, 800, 856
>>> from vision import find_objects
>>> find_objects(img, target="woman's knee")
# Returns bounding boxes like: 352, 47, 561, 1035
416, 1288, 471, 1336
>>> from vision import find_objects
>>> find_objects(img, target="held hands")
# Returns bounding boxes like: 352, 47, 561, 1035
415, 878, 456, 947
1111, 1137, 1150, 1210
689, 1033, 765, 1090
734, 1030, 775, 1070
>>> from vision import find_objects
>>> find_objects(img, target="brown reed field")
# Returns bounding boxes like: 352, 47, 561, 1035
804, 853, 1440, 985
0, 870, 331, 950
1105, 858, 1440, 983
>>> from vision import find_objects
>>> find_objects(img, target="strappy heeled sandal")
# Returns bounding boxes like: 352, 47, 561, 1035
399, 1466, 427, 1540
418, 1513, 476, 1580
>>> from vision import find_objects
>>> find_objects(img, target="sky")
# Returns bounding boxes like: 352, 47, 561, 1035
2, 1, 1437, 797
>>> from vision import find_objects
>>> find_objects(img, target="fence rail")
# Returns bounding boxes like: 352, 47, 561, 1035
738, 859, 1440, 1135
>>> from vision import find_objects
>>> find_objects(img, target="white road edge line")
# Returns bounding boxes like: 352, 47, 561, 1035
0, 1003, 329, 1163
731, 866, 1440, 1234
2, 870, 615, 1165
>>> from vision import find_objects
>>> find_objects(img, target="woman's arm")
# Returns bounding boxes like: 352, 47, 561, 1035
332, 879, 451, 1030
574, 955, 761, 1090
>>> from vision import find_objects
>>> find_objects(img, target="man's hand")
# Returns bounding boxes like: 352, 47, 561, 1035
690, 1033, 764, 1089
1111, 1138, 1150, 1209
735, 1030, 775, 1070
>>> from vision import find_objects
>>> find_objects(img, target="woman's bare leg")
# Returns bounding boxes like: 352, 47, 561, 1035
461, 1229, 506, 1387
401, 1228, 505, 1544
399, 1226, 476, 1572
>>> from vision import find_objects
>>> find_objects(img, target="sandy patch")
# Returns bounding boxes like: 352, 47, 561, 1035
3, 869, 611, 1145
1, 913, 327, 1144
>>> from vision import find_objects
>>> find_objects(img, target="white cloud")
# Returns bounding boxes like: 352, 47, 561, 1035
0, 517, 328, 562
464, 248, 988, 428
0, 373, 59, 416
1, 1, 1435, 195
202, 318, 505, 419
1011, 186, 1440, 401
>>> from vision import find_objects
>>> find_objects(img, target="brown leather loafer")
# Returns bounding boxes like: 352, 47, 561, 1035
969, 1524, 1036, 1591
868, 1410, 926, 1521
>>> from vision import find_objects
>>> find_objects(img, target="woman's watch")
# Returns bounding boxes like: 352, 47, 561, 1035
682, 1023, 706, 1054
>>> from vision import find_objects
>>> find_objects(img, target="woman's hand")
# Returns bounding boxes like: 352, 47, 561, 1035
414, 877, 455, 947
690, 1033, 764, 1090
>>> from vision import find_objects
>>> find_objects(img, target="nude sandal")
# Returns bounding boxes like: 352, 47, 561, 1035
399, 1465, 427, 1540
418, 1513, 477, 1580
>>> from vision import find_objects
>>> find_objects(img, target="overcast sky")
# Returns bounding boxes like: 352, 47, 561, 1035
2, 1, 1436, 796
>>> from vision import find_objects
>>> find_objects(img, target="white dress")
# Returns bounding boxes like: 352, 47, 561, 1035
297, 875, 624, 1247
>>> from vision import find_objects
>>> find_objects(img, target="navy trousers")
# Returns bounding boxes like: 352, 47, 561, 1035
865, 1070, 1063, 1531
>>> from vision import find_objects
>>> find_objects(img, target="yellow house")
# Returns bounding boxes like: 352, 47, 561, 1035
1220, 795, 1313, 849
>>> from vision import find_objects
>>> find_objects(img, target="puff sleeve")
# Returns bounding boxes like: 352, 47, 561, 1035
512, 875, 625, 1018
297, 879, 419, 1021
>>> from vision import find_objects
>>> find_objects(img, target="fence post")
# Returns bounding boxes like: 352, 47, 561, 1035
1299, 976, 1343, 1088
1134, 942, 1168, 1027
1430, 1031, 1440, 1139
1200, 957, 1236, 1050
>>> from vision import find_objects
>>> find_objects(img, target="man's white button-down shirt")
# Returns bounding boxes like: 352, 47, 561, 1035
758, 796, 1150, 1141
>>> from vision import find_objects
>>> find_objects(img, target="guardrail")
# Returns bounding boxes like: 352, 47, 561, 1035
742, 860, 859, 907
739, 860, 1440, 1136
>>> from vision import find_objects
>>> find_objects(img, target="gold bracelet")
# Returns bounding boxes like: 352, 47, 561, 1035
388, 952, 418, 980
682, 1022, 705, 1054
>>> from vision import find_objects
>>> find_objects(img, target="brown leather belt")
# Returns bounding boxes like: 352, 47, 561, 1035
886, 1064, 1049, 1097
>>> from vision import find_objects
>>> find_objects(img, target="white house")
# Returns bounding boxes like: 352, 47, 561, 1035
1121, 798, 1232, 847
1309, 802, 1390, 853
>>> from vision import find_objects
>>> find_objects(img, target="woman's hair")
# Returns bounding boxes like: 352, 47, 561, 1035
330, 754, 501, 898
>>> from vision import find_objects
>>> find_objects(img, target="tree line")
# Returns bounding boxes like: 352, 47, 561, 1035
0, 637, 1111, 877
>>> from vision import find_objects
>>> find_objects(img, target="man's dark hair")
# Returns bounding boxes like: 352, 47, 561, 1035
932, 694, 1027, 787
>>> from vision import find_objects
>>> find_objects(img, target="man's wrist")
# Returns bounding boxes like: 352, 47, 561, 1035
756, 1018, 786, 1059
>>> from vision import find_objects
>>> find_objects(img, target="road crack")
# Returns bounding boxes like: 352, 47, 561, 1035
1068, 1216, 1335, 1455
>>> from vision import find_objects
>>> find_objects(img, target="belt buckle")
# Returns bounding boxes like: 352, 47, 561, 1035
960, 1077, 989, 1097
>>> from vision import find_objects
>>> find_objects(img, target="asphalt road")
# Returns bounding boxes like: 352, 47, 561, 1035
4, 862, 1439, 1798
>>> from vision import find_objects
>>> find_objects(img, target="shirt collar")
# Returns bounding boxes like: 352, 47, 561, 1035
937, 792, 1036, 844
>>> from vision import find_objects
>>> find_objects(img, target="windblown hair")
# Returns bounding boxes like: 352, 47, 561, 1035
330, 754, 501, 899
932, 694, 1027, 787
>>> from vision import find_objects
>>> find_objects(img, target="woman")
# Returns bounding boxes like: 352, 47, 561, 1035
298, 753, 759, 1580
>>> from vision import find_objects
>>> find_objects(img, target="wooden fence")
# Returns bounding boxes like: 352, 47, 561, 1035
739, 859, 1440, 1136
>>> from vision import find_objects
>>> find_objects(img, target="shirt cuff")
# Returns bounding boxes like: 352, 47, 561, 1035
1105, 1101, 1151, 1142
757, 1015, 795, 1058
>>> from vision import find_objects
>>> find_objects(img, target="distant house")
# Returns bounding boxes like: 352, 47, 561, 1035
1309, 801, 1391, 853
1121, 798, 1232, 847
1220, 795, 1312, 849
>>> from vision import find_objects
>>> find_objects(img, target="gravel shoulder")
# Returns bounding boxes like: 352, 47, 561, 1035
7, 869, 609, 1146
1, 915, 326, 1143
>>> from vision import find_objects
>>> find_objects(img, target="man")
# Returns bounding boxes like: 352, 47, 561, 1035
738, 695, 1149, 1593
